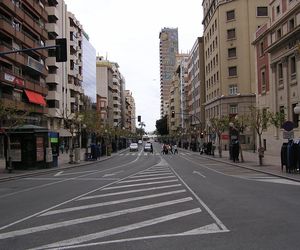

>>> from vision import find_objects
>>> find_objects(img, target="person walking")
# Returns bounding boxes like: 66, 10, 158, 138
150, 143, 153, 154
173, 144, 178, 154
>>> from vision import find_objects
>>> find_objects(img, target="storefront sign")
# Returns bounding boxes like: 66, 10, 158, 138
36, 137, 44, 161
4, 73, 25, 86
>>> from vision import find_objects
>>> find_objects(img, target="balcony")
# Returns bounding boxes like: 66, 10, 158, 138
45, 57, 59, 68
46, 90, 60, 100
45, 6, 59, 21
45, 23, 59, 37
46, 74, 60, 84
25, 0, 48, 20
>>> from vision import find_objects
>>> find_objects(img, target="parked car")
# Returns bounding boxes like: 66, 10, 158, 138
138, 140, 143, 145
144, 142, 152, 152
129, 143, 138, 152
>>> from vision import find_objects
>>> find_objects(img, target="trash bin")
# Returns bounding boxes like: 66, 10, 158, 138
281, 143, 288, 172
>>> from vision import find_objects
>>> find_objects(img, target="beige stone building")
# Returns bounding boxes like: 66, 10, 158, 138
253, 0, 300, 155
124, 90, 136, 133
96, 57, 125, 129
202, 0, 269, 148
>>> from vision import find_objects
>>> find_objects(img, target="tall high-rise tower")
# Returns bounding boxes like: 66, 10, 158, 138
159, 27, 178, 118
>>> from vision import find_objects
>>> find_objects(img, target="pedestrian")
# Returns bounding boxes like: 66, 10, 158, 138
173, 144, 178, 154
60, 142, 64, 154
150, 143, 153, 154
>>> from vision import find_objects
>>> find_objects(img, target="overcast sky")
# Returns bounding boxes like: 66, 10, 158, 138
64, 0, 203, 132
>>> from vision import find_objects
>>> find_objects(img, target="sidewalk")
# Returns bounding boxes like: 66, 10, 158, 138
0, 148, 127, 182
184, 148, 300, 183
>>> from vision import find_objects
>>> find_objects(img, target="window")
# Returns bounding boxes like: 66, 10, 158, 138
289, 18, 295, 31
261, 69, 266, 93
277, 28, 281, 39
276, 5, 280, 14
226, 10, 235, 21
229, 104, 238, 114
227, 29, 236, 39
292, 103, 299, 128
259, 42, 264, 56
290, 56, 296, 78
229, 85, 238, 95
278, 63, 283, 79
257, 7, 268, 16
228, 66, 237, 77
228, 48, 236, 58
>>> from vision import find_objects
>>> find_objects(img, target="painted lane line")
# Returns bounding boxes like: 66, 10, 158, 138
119, 176, 176, 183
102, 179, 179, 190
170, 167, 229, 231
51, 223, 227, 249
31, 208, 201, 250
0, 198, 192, 240
78, 184, 183, 201
40, 190, 188, 216
129, 172, 172, 178
54, 170, 97, 177
25, 178, 120, 181
54, 171, 63, 176
193, 171, 206, 178
139, 170, 171, 174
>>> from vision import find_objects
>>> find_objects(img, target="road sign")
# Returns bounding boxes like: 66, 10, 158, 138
282, 121, 294, 131
283, 130, 294, 139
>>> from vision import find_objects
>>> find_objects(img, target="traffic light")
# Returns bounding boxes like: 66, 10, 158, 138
55, 38, 67, 62
137, 115, 141, 122
171, 111, 175, 118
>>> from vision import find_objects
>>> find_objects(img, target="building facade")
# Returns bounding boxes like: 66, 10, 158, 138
202, 0, 269, 148
159, 27, 178, 118
124, 90, 136, 133
253, 0, 300, 154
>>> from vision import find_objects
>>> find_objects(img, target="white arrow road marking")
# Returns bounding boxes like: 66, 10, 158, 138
0, 198, 192, 240
103, 170, 123, 178
40, 190, 188, 216
118, 176, 176, 183
78, 184, 182, 201
31, 208, 201, 250
54, 170, 97, 177
193, 170, 206, 178
181, 223, 221, 235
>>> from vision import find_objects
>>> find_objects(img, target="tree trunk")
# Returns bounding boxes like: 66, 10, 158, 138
239, 144, 244, 162
258, 133, 264, 166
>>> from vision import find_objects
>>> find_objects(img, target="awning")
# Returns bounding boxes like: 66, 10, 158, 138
55, 128, 72, 137
24, 90, 46, 106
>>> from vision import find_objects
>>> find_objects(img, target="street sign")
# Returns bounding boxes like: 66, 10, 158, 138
283, 130, 294, 139
282, 121, 294, 131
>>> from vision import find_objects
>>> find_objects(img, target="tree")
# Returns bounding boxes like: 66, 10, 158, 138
209, 116, 229, 158
156, 116, 169, 135
248, 106, 284, 165
0, 101, 28, 172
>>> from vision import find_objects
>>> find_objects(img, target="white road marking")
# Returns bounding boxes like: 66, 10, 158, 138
129, 172, 172, 178
54, 170, 97, 177
193, 170, 206, 178
53, 224, 228, 249
103, 170, 123, 178
250, 178, 300, 185
31, 208, 201, 250
0, 198, 192, 240
25, 178, 120, 181
119, 176, 176, 183
78, 184, 183, 201
171, 167, 229, 231
40, 190, 188, 216
102, 179, 178, 190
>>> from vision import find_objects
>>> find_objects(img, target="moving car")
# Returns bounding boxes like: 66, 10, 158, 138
138, 140, 143, 145
129, 143, 138, 152
144, 142, 152, 152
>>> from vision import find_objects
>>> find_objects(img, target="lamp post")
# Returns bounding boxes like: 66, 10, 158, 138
69, 123, 75, 164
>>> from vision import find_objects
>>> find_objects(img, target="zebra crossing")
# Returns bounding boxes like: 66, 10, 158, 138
0, 159, 229, 249
119, 152, 192, 156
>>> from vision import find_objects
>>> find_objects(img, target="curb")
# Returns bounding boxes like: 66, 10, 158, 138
0, 148, 129, 183
179, 148, 300, 183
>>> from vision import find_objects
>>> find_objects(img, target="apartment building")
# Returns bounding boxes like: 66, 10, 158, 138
202, 0, 269, 148
253, 0, 300, 154
169, 53, 189, 133
124, 90, 136, 133
0, 0, 49, 156
96, 57, 124, 129
159, 27, 178, 118
187, 37, 205, 132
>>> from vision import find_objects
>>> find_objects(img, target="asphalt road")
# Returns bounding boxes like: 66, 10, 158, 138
0, 142, 299, 250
